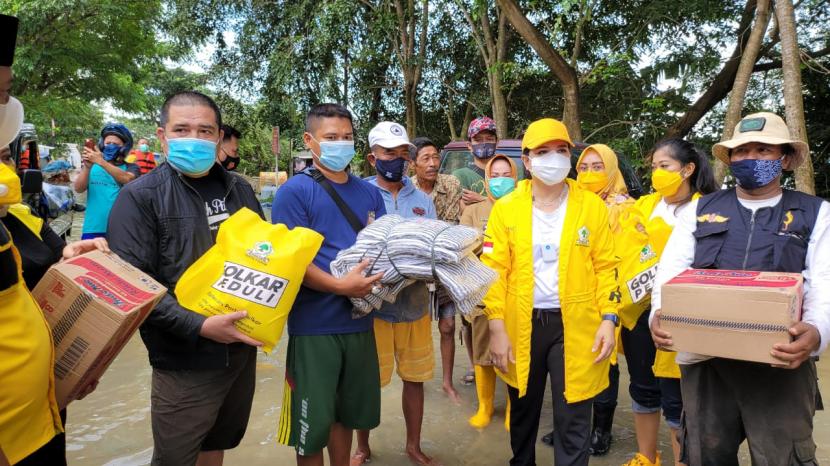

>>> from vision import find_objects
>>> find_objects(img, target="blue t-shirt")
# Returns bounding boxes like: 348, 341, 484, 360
83, 163, 139, 234
272, 171, 387, 336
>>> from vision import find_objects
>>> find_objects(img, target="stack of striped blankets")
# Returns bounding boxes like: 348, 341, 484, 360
330, 215, 498, 317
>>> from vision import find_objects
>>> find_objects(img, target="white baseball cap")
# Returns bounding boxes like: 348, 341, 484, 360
0, 95, 23, 148
368, 121, 413, 149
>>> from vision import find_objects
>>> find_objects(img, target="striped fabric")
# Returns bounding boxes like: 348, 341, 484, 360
330, 215, 497, 317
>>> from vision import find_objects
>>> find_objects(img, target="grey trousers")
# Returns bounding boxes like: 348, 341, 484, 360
679, 357, 820, 466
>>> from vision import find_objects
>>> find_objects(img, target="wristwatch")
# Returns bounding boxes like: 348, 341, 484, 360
602, 313, 620, 327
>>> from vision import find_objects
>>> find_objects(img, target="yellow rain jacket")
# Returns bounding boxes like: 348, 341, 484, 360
0, 227, 63, 464
628, 192, 700, 379
481, 179, 620, 402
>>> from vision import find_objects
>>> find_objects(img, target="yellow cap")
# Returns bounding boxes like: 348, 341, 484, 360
521, 118, 573, 151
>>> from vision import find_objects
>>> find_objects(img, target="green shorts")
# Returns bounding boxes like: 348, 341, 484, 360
277, 331, 380, 456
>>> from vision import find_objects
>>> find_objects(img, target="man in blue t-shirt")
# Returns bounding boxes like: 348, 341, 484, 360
352, 121, 439, 466
272, 103, 386, 466
73, 123, 139, 239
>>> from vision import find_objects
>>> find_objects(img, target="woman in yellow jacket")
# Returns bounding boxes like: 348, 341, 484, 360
482, 118, 619, 466
0, 162, 63, 466
620, 139, 717, 466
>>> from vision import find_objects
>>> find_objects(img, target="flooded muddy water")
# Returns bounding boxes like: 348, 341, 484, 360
65, 330, 829, 465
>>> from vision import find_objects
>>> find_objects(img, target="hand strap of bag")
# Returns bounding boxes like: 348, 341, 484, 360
304, 168, 364, 234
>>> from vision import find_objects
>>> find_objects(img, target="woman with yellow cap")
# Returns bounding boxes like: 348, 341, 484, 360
619, 138, 716, 466
540, 144, 635, 456
460, 153, 518, 431
482, 118, 619, 465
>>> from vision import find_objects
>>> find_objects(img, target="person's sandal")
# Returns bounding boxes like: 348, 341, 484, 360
461, 369, 475, 385
350, 451, 371, 465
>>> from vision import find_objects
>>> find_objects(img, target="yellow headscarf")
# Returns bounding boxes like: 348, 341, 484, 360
576, 144, 628, 200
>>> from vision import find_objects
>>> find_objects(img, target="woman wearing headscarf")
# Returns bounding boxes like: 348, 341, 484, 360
540, 144, 635, 455
461, 154, 518, 431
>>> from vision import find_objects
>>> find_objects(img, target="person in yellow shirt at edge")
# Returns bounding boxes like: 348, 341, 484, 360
460, 153, 518, 431
619, 139, 717, 466
538, 144, 635, 456
481, 118, 619, 466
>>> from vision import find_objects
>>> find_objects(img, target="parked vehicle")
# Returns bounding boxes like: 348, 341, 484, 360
439, 139, 644, 198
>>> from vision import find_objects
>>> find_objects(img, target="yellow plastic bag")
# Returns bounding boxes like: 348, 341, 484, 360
616, 207, 672, 329
175, 208, 323, 352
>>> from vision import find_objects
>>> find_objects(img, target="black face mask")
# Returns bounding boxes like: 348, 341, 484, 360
374, 157, 408, 182
221, 155, 240, 171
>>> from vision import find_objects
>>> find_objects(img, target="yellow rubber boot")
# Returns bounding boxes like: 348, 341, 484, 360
504, 395, 511, 432
623, 452, 661, 466
468, 365, 495, 428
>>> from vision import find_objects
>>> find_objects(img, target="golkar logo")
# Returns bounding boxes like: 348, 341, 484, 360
576, 226, 590, 247
247, 241, 274, 264
213, 262, 288, 308
639, 244, 657, 263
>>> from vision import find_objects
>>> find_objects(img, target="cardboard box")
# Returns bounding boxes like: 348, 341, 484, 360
661, 269, 802, 364
32, 250, 166, 408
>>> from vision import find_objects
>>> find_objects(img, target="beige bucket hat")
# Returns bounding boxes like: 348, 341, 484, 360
713, 112, 809, 169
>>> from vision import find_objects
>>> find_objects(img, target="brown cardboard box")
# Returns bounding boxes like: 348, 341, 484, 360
661, 269, 802, 364
32, 250, 166, 408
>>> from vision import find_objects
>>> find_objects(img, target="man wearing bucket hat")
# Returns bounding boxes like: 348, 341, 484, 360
650, 112, 830, 465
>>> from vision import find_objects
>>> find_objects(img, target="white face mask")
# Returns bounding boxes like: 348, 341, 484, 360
529, 152, 571, 186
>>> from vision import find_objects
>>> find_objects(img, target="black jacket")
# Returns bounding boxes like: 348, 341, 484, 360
108, 162, 264, 370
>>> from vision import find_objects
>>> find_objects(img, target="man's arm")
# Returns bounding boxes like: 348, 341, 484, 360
99, 160, 137, 185
771, 201, 830, 367
107, 187, 205, 344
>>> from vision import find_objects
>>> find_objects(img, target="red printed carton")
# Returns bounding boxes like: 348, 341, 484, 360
32, 250, 166, 408
661, 269, 803, 364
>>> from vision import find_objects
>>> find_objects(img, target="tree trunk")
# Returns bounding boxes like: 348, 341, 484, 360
390, 0, 427, 138
775, 0, 814, 194
460, 101, 474, 140
490, 71, 509, 139
664, 0, 758, 139
497, 0, 582, 140
404, 77, 418, 138
716, 0, 771, 183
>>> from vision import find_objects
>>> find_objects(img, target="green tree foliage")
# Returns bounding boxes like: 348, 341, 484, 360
4, 0, 168, 145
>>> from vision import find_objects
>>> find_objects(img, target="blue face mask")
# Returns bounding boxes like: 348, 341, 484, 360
730, 158, 782, 190
314, 139, 355, 172
472, 142, 496, 159
488, 176, 516, 199
102, 143, 121, 161
374, 157, 408, 182
166, 137, 217, 176
139, 143, 150, 153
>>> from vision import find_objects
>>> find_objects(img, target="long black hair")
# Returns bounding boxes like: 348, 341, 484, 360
652, 138, 718, 201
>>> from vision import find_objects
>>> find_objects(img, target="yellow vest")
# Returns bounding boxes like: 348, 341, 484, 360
630, 192, 700, 379
482, 179, 620, 402
0, 227, 62, 464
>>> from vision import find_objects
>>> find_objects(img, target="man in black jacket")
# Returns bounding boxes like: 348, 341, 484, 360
108, 91, 264, 466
